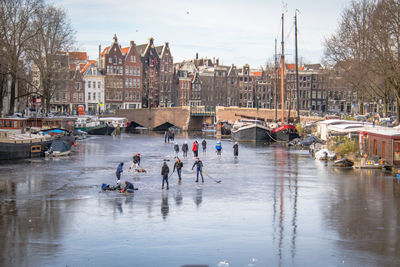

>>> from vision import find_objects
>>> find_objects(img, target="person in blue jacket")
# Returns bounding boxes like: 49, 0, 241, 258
116, 162, 124, 181
216, 140, 222, 158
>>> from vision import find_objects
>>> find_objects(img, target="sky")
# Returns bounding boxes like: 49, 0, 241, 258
54, 0, 350, 68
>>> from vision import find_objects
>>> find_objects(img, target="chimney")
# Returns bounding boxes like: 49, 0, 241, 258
130, 40, 135, 47
216, 58, 219, 66
196, 52, 198, 59
98, 44, 101, 69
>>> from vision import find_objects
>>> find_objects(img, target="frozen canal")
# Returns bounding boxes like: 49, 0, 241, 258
0, 133, 400, 266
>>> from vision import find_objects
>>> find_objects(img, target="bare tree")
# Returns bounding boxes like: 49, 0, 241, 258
27, 4, 75, 114
368, 0, 400, 118
0, 0, 43, 115
324, 0, 376, 114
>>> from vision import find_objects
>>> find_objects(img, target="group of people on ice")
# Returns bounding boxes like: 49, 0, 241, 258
105, 138, 239, 192
173, 139, 238, 159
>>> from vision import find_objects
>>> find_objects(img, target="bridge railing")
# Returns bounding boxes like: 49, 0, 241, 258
190, 106, 216, 116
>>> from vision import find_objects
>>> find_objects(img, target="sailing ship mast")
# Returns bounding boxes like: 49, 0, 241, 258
280, 11, 285, 125
295, 11, 300, 123
274, 38, 278, 122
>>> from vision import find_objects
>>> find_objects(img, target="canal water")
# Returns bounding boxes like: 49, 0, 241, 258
0, 133, 399, 267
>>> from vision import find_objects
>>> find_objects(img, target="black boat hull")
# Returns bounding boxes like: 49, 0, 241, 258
0, 140, 52, 160
232, 124, 272, 142
86, 125, 115, 135
273, 132, 299, 142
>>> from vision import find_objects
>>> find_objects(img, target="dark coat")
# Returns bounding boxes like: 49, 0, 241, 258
173, 161, 183, 172
182, 143, 189, 152
192, 160, 203, 170
233, 144, 239, 156
161, 164, 169, 176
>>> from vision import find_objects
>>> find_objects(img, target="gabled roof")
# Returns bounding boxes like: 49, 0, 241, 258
135, 44, 147, 56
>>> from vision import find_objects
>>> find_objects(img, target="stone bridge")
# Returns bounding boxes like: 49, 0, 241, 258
112, 106, 299, 131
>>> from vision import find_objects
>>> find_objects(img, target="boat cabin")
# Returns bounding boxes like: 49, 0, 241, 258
359, 128, 400, 166
26, 117, 77, 132
0, 118, 27, 131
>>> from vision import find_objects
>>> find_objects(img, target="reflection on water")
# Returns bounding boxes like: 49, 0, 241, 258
0, 134, 399, 266
194, 187, 203, 208
161, 191, 169, 220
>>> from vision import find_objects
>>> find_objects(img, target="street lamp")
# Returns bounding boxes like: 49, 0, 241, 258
165, 96, 168, 108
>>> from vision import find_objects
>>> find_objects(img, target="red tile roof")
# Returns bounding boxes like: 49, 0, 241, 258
251, 71, 262, 77
286, 64, 304, 71
69, 52, 87, 61
121, 47, 130, 55
81, 60, 96, 73
101, 46, 110, 56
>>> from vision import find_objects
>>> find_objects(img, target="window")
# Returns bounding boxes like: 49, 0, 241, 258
108, 57, 112, 64
133, 79, 136, 88
75, 82, 81, 91
98, 82, 100, 88
133, 56, 136, 63
88, 81, 91, 88
93, 92, 96, 100
118, 58, 122, 64
137, 69, 140, 76
88, 92, 91, 100
113, 56, 117, 64
133, 67, 137, 75
131, 56, 134, 62
137, 79, 140, 87
125, 79, 129, 87
63, 93, 66, 101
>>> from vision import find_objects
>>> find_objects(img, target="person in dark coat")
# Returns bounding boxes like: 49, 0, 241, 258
129, 153, 141, 170
191, 157, 204, 183
123, 181, 135, 193
182, 141, 188, 158
201, 139, 207, 153
233, 142, 239, 158
173, 157, 183, 183
116, 162, 124, 181
174, 142, 179, 157
161, 161, 170, 190
164, 131, 168, 143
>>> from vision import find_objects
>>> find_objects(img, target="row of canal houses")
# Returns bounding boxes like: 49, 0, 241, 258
30, 35, 393, 116
34, 35, 173, 115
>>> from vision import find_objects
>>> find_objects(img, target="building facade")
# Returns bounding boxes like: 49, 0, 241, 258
82, 61, 105, 114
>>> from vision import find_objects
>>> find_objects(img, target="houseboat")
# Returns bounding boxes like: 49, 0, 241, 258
231, 119, 273, 142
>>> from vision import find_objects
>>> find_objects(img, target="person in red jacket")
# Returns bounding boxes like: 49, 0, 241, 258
192, 140, 198, 158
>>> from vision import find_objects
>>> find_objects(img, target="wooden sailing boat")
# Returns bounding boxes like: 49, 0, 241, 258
271, 9, 300, 142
